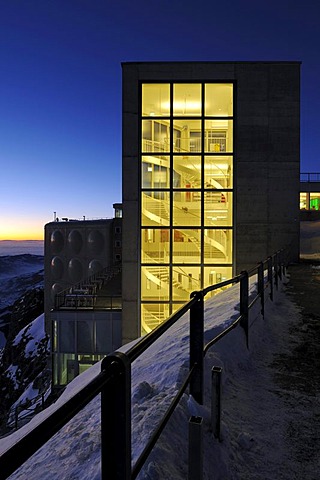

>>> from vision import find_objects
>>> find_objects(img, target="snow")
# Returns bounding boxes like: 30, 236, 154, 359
13, 314, 46, 355
1, 274, 315, 479
0, 331, 5, 350
0, 257, 43, 281
4, 365, 19, 390
7, 381, 51, 429
300, 220, 320, 260
0, 254, 44, 311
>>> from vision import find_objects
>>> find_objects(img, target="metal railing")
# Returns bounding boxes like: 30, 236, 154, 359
56, 294, 122, 310
0, 250, 287, 479
54, 265, 121, 310
300, 172, 320, 182
11, 392, 47, 431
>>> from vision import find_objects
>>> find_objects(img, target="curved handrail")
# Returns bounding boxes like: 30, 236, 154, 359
0, 249, 287, 480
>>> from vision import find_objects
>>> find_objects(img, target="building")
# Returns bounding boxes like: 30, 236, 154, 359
44, 206, 122, 388
300, 173, 320, 213
122, 61, 300, 345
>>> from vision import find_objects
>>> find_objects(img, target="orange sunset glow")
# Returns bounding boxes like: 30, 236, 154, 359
0, 219, 44, 241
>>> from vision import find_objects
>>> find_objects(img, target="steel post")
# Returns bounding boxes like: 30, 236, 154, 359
211, 366, 222, 441
274, 253, 279, 290
257, 262, 265, 317
240, 271, 249, 348
190, 291, 204, 405
188, 416, 203, 480
101, 352, 131, 480
267, 256, 273, 301
279, 250, 283, 281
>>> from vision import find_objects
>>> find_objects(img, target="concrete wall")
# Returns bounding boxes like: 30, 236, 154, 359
122, 61, 300, 344
235, 63, 300, 271
44, 219, 119, 334
300, 181, 320, 193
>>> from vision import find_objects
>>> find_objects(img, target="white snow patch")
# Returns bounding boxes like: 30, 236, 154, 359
13, 314, 46, 355
4, 365, 19, 390
1, 276, 315, 479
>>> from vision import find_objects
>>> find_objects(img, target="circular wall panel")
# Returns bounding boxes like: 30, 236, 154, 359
51, 282, 63, 302
87, 230, 104, 255
50, 230, 64, 253
68, 258, 83, 283
51, 256, 64, 280
68, 229, 83, 254
88, 259, 103, 276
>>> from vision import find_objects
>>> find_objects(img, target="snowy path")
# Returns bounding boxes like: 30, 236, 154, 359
206, 267, 320, 480
3, 270, 320, 479
273, 263, 320, 479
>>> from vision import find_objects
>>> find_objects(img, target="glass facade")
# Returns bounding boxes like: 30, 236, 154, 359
140, 83, 234, 332
52, 311, 121, 387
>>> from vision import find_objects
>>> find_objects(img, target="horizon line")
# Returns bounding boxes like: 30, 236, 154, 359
0, 239, 44, 242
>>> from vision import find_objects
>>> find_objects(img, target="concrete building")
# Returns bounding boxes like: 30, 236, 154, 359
44, 206, 122, 388
122, 61, 300, 345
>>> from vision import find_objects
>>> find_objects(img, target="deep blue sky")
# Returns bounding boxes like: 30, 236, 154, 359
0, 0, 319, 239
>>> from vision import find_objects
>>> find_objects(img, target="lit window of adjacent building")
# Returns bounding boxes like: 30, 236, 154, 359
140, 83, 234, 333
300, 192, 320, 210
310, 193, 320, 210
300, 192, 307, 209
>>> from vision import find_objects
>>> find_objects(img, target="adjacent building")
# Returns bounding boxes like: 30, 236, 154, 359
44, 206, 122, 388
300, 173, 320, 210
121, 61, 300, 345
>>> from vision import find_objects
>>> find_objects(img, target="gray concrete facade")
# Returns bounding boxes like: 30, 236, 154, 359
122, 61, 300, 345
44, 217, 122, 334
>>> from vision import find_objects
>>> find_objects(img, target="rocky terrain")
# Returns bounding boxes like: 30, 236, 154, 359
0, 254, 50, 434
0, 254, 44, 347
0, 254, 44, 307
0, 288, 50, 434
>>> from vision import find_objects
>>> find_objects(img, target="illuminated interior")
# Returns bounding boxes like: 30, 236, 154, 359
140, 83, 234, 333
300, 192, 320, 210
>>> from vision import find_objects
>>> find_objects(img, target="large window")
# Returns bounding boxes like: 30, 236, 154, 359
52, 311, 121, 387
141, 83, 234, 331
300, 192, 320, 210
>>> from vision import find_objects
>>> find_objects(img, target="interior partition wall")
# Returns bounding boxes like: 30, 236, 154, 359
140, 82, 234, 333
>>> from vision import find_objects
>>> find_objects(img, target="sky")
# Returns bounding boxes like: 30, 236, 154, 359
0, 0, 320, 240
1, 272, 318, 478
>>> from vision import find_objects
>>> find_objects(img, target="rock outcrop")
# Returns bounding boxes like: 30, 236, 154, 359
0, 288, 50, 433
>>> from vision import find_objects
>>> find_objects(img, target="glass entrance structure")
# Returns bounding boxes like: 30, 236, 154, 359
122, 61, 300, 346
140, 83, 234, 332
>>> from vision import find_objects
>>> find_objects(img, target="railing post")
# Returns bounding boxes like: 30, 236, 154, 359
267, 256, 273, 301
278, 250, 283, 281
281, 250, 286, 277
257, 262, 265, 318
101, 352, 131, 480
211, 366, 222, 441
274, 253, 279, 290
240, 271, 249, 348
190, 291, 204, 405
188, 416, 203, 480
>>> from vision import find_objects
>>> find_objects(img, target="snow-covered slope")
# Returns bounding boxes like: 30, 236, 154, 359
0, 313, 50, 433
0, 255, 44, 310
0, 254, 44, 349
1, 277, 316, 480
